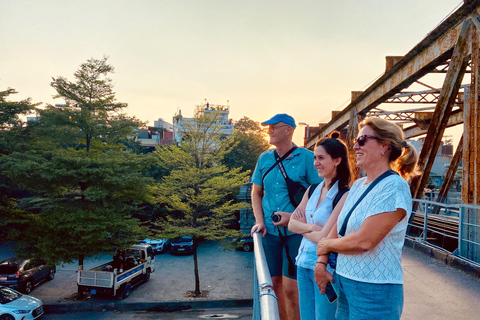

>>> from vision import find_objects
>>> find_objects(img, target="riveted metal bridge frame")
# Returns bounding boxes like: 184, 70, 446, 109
304, 0, 480, 261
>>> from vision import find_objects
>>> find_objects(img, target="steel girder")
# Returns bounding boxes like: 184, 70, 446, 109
305, 0, 480, 150
410, 19, 472, 200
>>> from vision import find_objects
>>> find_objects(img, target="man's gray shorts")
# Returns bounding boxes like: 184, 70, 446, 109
262, 232, 302, 279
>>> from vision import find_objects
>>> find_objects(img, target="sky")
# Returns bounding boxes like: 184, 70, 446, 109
0, 0, 465, 146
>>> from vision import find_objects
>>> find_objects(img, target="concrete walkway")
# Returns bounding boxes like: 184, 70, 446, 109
402, 244, 480, 320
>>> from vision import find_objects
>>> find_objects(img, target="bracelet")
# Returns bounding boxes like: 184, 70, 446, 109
315, 261, 328, 266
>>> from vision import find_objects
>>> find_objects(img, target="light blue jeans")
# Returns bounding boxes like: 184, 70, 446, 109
334, 273, 404, 320
297, 266, 337, 320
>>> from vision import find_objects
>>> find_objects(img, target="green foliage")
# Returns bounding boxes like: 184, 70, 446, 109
223, 116, 269, 173
1, 146, 154, 263
0, 88, 38, 238
8, 199, 145, 264
0, 88, 38, 131
156, 165, 249, 238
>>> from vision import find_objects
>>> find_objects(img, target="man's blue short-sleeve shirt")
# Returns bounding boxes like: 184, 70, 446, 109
251, 147, 322, 236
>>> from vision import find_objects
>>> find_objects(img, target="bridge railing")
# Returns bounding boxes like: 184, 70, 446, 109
409, 199, 480, 265
252, 232, 280, 320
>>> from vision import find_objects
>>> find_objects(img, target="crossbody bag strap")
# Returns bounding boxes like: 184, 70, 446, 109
338, 169, 397, 237
274, 149, 293, 182
261, 146, 297, 187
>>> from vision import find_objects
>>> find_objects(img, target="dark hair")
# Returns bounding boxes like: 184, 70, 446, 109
315, 131, 352, 190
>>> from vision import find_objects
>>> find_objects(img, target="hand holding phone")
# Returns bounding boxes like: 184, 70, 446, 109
325, 282, 338, 303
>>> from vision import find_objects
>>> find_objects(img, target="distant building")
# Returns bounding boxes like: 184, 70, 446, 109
136, 118, 175, 150
410, 136, 455, 188
173, 101, 234, 142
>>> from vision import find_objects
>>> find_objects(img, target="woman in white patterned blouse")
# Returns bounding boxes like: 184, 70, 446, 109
314, 117, 420, 320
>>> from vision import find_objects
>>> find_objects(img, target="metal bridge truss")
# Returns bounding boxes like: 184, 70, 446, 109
304, 0, 480, 263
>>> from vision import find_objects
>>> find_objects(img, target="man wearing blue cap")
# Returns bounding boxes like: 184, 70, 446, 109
251, 113, 321, 320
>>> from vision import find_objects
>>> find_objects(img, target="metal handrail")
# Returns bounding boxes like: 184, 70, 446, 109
252, 232, 280, 320
410, 199, 480, 264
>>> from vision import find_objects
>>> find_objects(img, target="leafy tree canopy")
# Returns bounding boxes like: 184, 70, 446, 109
0, 88, 39, 237
222, 116, 269, 173
40, 56, 144, 153
2, 146, 154, 264
0, 88, 37, 131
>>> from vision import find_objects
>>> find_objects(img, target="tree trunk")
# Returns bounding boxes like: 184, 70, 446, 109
77, 254, 85, 297
193, 240, 201, 296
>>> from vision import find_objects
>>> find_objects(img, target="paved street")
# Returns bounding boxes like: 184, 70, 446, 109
1, 240, 254, 306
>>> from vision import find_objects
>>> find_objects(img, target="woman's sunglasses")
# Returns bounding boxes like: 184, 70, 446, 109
354, 135, 382, 147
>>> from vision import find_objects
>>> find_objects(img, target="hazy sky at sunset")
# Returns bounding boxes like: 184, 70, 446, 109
0, 0, 464, 145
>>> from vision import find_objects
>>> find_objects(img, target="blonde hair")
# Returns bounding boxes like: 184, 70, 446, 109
360, 117, 421, 182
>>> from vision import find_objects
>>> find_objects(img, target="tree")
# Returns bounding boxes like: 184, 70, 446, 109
153, 107, 250, 297
0, 88, 38, 239
43, 56, 142, 154
222, 116, 269, 173
2, 147, 153, 265
0, 58, 154, 277
0, 88, 37, 132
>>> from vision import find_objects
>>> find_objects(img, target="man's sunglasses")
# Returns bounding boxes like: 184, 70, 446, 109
354, 135, 382, 147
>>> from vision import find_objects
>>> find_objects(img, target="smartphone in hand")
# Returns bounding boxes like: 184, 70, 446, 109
325, 282, 338, 303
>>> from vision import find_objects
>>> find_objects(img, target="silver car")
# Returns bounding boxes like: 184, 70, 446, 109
0, 285, 44, 320
140, 239, 170, 254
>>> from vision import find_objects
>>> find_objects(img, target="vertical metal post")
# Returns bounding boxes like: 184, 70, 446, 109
458, 205, 464, 258
423, 200, 429, 242
253, 260, 260, 320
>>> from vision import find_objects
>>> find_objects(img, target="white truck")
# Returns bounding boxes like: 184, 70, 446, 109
77, 244, 155, 299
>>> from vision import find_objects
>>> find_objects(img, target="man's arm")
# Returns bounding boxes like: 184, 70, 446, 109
250, 183, 267, 236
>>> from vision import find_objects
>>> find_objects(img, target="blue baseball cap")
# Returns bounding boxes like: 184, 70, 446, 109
261, 113, 296, 128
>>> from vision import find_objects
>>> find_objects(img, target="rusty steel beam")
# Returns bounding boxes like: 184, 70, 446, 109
305, 1, 480, 150
410, 20, 472, 200
384, 87, 466, 104
403, 109, 464, 138
461, 23, 480, 260
462, 24, 480, 206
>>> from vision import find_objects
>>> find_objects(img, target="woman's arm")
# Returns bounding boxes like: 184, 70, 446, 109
288, 186, 314, 234
317, 208, 406, 256
303, 193, 348, 243
314, 219, 340, 294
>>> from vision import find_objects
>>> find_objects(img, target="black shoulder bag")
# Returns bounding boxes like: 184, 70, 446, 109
261, 146, 306, 207
328, 170, 397, 269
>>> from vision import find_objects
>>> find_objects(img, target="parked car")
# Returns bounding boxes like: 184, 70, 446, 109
0, 258, 55, 294
170, 236, 193, 255
234, 236, 254, 252
0, 285, 44, 319
140, 238, 170, 254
